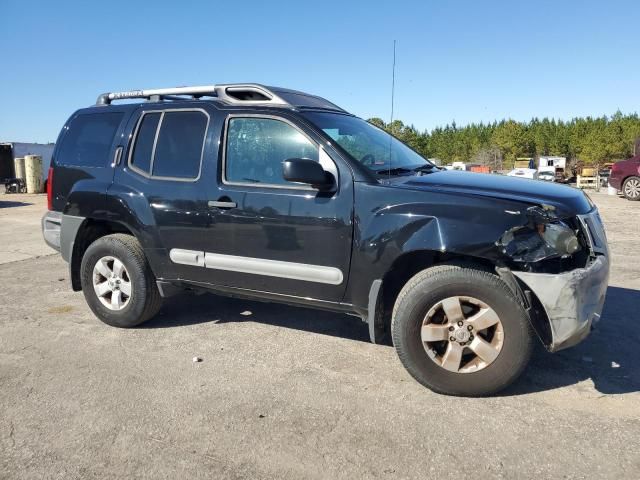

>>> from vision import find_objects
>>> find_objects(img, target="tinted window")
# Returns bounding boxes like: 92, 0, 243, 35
152, 111, 208, 179
225, 117, 318, 185
57, 112, 123, 167
131, 112, 161, 174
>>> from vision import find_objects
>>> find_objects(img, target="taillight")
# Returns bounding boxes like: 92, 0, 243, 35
611, 163, 619, 172
47, 167, 54, 210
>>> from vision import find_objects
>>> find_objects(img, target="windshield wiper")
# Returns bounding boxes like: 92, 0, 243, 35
413, 164, 439, 173
377, 165, 439, 176
376, 167, 415, 176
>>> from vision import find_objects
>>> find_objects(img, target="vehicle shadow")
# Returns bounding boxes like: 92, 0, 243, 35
144, 285, 640, 396
143, 292, 371, 343
0, 200, 33, 208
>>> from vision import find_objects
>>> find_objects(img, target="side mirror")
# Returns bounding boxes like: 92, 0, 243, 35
282, 158, 333, 189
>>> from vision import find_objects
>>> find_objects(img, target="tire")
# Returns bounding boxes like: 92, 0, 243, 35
391, 265, 534, 396
80, 233, 162, 327
622, 176, 640, 201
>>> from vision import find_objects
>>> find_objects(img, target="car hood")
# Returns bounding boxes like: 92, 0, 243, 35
391, 170, 591, 216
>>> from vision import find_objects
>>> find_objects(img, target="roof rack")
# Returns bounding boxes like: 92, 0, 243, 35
95, 84, 290, 107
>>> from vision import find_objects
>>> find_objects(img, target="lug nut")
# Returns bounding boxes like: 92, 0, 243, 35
450, 336, 456, 342
457, 321, 464, 327
467, 325, 473, 331
469, 335, 474, 341
448, 326, 455, 332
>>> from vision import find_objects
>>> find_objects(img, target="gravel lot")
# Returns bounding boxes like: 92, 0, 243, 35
1, 190, 639, 479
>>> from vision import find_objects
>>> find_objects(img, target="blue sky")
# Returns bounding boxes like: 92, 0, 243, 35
1, 0, 639, 142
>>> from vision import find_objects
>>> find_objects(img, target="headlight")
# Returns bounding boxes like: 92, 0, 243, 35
497, 206, 581, 263
539, 222, 580, 256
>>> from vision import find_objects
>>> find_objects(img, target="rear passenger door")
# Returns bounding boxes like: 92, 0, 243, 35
110, 105, 213, 280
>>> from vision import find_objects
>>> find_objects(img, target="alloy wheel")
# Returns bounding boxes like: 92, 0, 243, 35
624, 178, 640, 199
421, 296, 504, 373
93, 256, 132, 311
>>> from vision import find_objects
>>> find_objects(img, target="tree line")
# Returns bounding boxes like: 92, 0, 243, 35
367, 111, 640, 170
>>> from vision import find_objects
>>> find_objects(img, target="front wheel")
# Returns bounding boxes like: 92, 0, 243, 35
392, 265, 534, 396
80, 234, 162, 327
622, 176, 640, 201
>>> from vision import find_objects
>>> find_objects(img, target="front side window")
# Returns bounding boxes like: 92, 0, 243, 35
57, 112, 123, 167
129, 110, 208, 180
225, 117, 318, 186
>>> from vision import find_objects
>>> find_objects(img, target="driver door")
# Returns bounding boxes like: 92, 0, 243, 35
200, 113, 354, 302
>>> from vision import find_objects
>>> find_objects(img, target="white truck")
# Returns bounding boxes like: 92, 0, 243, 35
538, 156, 567, 182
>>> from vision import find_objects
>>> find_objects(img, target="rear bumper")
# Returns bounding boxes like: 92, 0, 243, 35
513, 255, 609, 351
607, 173, 622, 190
41, 211, 62, 252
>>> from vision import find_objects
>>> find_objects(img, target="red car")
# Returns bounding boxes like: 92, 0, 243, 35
609, 155, 640, 200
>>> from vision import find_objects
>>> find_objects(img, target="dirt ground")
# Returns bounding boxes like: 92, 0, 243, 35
1, 190, 639, 479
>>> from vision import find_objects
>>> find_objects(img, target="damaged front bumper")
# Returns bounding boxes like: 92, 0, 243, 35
513, 255, 609, 351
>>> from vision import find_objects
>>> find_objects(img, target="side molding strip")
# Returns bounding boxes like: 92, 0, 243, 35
169, 248, 205, 267
169, 249, 344, 285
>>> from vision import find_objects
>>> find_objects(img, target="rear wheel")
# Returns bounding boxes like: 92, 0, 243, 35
622, 176, 640, 201
392, 265, 534, 396
80, 234, 162, 327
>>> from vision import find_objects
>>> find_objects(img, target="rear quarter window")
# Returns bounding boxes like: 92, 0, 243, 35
56, 112, 123, 167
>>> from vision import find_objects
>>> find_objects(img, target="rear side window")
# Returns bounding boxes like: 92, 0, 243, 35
57, 112, 123, 167
131, 113, 161, 174
225, 117, 318, 186
129, 110, 208, 180
153, 112, 208, 178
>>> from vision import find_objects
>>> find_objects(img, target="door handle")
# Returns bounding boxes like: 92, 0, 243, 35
208, 200, 237, 209
111, 146, 123, 167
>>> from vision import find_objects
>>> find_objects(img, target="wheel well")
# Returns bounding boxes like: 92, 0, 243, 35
374, 250, 496, 344
373, 250, 553, 349
70, 219, 134, 291
521, 284, 553, 348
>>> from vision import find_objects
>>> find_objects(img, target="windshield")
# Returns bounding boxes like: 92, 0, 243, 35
302, 112, 434, 174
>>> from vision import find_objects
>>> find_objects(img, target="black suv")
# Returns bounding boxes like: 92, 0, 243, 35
42, 84, 609, 396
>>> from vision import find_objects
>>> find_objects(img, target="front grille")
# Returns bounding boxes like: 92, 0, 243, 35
577, 210, 608, 255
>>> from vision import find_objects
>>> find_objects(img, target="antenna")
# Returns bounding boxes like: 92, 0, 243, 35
387, 40, 397, 179
390, 40, 396, 130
